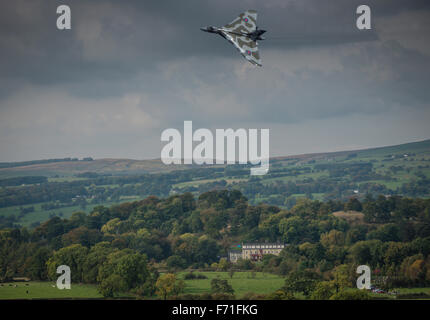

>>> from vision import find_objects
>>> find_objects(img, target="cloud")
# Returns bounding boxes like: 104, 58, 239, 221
0, 87, 162, 160
0, 0, 429, 161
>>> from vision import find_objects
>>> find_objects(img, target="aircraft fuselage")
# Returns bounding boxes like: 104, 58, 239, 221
200, 26, 266, 41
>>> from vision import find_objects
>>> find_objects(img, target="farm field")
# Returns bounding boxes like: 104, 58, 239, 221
0, 196, 147, 228
0, 281, 102, 299
0, 272, 284, 299
0, 203, 100, 228
173, 177, 247, 188
179, 271, 285, 297
2, 278, 429, 300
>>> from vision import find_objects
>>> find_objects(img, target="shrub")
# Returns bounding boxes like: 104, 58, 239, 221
183, 272, 208, 280
210, 278, 234, 295
241, 292, 267, 300
396, 292, 430, 299
329, 289, 370, 300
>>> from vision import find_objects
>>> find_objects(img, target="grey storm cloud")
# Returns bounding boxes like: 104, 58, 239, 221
1, 0, 421, 88
0, 0, 429, 161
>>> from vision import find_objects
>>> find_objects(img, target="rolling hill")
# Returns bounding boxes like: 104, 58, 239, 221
1, 138, 429, 179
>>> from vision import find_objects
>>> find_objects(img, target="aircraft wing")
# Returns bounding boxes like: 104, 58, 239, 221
221, 31, 262, 66
223, 10, 258, 34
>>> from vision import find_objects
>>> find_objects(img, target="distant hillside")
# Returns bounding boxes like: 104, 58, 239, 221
0, 158, 195, 179
274, 139, 430, 162
0, 139, 429, 179
0, 157, 93, 169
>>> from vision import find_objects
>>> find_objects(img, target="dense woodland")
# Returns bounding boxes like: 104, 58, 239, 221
1, 190, 430, 299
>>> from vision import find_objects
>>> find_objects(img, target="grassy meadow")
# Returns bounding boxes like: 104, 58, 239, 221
1, 274, 430, 300
179, 271, 285, 296
0, 281, 102, 299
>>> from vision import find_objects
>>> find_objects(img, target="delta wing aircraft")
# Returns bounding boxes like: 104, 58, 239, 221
201, 10, 266, 66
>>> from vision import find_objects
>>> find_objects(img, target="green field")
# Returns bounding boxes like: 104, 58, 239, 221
0, 273, 284, 299
0, 196, 148, 227
1, 278, 429, 300
179, 271, 285, 297
173, 177, 247, 189
261, 171, 329, 184
0, 281, 102, 299
0, 203, 99, 227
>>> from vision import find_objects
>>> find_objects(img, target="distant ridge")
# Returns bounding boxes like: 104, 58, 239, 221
0, 157, 94, 169
273, 138, 430, 161
0, 138, 429, 178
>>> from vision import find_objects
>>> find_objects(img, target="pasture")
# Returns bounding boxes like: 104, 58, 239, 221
0, 281, 102, 299
179, 271, 285, 297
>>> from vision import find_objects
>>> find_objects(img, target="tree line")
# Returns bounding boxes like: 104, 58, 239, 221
1, 190, 430, 298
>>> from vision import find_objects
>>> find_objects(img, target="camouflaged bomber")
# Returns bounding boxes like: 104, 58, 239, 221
201, 10, 266, 66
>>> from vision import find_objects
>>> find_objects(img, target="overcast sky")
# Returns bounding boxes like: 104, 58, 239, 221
0, 0, 429, 161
